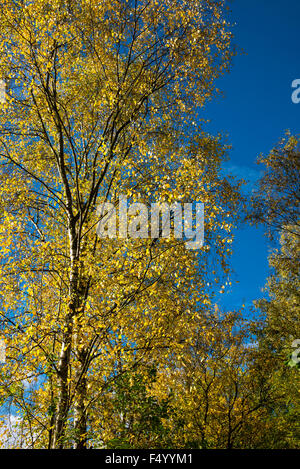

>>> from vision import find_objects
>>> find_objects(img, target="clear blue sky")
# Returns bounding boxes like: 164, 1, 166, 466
203, 0, 300, 312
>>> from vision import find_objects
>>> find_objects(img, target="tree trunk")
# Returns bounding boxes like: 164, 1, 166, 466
52, 313, 73, 448
52, 225, 79, 448
73, 349, 88, 449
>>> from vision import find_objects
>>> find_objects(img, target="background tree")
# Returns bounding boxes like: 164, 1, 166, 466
249, 133, 300, 240
145, 310, 275, 449
249, 134, 300, 448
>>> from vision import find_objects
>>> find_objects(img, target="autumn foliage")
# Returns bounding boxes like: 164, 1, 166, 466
0, 0, 298, 449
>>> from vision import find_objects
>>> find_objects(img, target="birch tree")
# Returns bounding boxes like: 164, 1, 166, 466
0, 0, 241, 448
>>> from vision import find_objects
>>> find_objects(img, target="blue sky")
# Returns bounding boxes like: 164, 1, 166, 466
202, 0, 300, 312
